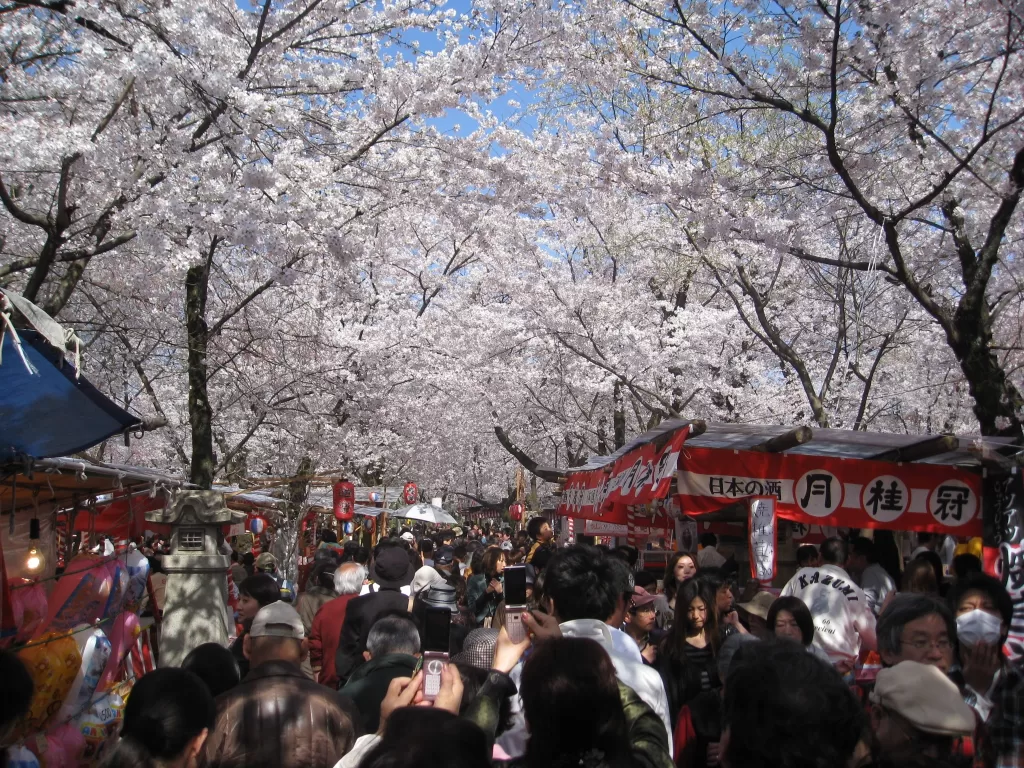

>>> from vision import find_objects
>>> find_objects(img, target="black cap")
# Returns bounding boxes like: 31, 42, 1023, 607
434, 546, 455, 566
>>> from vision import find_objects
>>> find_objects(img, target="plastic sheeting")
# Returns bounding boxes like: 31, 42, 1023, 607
0, 330, 142, 461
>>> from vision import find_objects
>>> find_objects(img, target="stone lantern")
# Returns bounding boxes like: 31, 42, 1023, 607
146, 490, 246, 667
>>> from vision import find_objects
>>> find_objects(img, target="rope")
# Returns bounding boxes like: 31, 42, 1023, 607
0, 296, 38, 375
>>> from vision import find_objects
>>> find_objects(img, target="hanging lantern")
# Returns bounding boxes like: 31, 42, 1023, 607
402, 483, 418, 505
333, 481, 355, 521
249, 516, 266, 535
508, 502, 524, 522
369, 491, 383, 504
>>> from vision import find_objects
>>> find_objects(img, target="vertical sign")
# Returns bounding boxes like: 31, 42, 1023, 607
984, 469, 1024, 660
749, 497, 777, 584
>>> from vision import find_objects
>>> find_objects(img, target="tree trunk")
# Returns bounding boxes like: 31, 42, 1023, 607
185, 240, 217, 488
950, 319, 1024, 438
613, 381, 626, 449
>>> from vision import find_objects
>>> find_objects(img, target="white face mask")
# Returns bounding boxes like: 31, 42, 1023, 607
956, 609, 1003, 647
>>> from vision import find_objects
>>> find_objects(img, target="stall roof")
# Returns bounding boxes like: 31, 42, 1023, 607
0, 457, 188, 516
567, 419, 1022, 472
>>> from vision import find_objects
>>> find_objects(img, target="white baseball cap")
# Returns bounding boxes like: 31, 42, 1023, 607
250, 602, 305, 639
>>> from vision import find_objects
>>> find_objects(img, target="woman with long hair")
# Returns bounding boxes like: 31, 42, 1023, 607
657, 578, 721, 722
518, 637, 636, 768
654, 552, 698, 629
102, 668, 214, 768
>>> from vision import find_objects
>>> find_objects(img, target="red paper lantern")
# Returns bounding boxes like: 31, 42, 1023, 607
333, 481, 355, 521
508, 502, 524, 522
403, 482, 418, 505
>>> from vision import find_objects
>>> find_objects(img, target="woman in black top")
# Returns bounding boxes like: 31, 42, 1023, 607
657, 578, 722, 722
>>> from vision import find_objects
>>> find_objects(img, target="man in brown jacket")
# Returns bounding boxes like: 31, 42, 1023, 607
202, 602, 356, 768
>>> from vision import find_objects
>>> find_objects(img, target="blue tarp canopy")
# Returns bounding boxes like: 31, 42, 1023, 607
1, 329, 142, 461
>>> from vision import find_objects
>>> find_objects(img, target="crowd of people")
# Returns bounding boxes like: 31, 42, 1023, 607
1, 523, 1021, 768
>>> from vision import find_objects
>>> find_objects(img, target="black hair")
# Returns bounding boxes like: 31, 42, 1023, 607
664, 577, 720, 657
103, 667, 215, 768
526, 516, 549, 541
663, 552, 697, 602
241, 552, 255, 567
0, 650, 33, 732
819, 537, 847, 565
850, 536, 877, 563
420, 538, 434, 555
230, 550, 239, 563
766, 596, 815, 646
361, 707, 489, 768
723, 639, 865, 768
952, 553, 982, 582
320, 529, 338, 544
876, 594, 955, 662
616, 545, 639, 567
354, 546, 371, 565
634, 571, 657, 590
796, 544, 819, 567
699, 533, 717, 548
695, 566, 732, 616
520, 638, 631, 768
545, 546, 621, 622
948, 573, 1013, 629
238, 573, 280, 607
181, 642, 241, 698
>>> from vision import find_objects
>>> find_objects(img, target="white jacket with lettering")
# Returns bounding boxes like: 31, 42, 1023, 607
780, 564, 877, 664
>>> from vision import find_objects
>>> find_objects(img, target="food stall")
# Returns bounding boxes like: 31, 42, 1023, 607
556, 419, 1023, 659
1, 289, 187, 765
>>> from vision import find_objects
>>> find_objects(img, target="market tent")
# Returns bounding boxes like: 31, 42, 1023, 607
0, 458, 188, 581
1, 330, 142, 462
556, 419, 1020, 537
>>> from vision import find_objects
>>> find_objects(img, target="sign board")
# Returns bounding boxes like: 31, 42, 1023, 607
677, 447, 982, 536
984, 470, 1024, 660
558, 426, 690, 521
749, 497, 777, 583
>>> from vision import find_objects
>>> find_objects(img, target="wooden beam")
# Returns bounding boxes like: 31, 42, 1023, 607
749, 426, 813, 453
870, 434, 959, 463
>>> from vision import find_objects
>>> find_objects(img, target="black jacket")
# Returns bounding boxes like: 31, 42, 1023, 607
339, 653, 418, 733
334, 588, 410, 685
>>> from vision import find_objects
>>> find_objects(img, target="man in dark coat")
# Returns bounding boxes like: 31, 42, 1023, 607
339, 614, 421, 733
335, 544, 415, 686
202, 602, 356, 768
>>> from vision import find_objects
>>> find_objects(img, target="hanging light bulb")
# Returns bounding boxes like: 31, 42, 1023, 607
25, 517, 45, 575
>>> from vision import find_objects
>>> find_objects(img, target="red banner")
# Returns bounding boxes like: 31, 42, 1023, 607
558, 426, 690, 520
677, 447, 982, 536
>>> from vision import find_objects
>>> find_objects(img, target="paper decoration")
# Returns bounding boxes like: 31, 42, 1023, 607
748, 497, 777, 584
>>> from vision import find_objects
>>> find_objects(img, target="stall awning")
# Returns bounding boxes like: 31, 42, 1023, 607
556, 421, 1022, 536
1, 329, 142, 461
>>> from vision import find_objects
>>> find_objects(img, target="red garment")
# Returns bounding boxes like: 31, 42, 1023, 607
309, 593, 358, 688
674, 705, 699, 767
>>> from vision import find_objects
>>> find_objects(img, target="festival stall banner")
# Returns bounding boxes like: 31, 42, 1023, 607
748, 498, 777, 584
677, 447, 983, 536
557, 426, 690, 521
984, 470, 1024, 661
